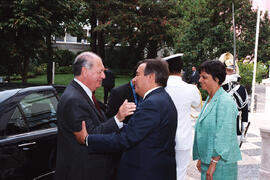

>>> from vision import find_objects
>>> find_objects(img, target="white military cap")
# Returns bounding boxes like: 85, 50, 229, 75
163, 53, 184, 61
219, 52, 234, 69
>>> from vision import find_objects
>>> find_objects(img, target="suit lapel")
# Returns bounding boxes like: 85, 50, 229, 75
71, 80, 105, 122
198, 88, 223, 122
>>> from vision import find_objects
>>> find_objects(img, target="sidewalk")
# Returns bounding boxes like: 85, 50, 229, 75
186, 83, 270, 180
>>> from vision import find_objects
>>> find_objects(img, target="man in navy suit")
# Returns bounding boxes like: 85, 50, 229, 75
190, 66, 199, 85
75, 59, 178, 180
106, 79, 142, 180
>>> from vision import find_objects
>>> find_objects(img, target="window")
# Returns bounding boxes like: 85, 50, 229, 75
6, 107, 28, 135
6, 91, 58, 136
21, 91, 58, 131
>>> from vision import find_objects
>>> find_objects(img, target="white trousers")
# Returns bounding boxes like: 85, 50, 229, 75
175, 149, 191, 180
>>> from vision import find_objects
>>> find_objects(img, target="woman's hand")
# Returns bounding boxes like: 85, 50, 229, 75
206, 162, 217, 180
196, 160, 201, 172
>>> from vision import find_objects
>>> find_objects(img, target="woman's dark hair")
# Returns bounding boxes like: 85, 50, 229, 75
198, 60, 226, 85
137, 58, 169, 87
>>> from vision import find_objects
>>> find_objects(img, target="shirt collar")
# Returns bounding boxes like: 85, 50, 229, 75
168, 75, 182, 81
74, 78, 93, 102
143, 86, 161, 100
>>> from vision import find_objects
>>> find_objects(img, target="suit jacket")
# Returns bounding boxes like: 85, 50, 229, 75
190, 71, 199, 84
165, 75, 201, 150
102, 69, 115, 88
55, 80, 119, 180
193, 88, 242, 165
87, 88, 177, 180
106, 82, 134, 123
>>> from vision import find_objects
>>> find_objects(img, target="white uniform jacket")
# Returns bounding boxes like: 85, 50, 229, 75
166, 75, 201, 150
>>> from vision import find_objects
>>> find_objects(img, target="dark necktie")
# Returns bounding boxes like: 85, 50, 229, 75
92, 93, 101, 114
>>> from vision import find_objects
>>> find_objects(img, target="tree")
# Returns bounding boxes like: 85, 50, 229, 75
80, 0, 179, 62
173, 0, 270, 78
257, 12, 270, 64
0, 0, 45, 82
36, 0, 82, 84
0, 0, 82, 83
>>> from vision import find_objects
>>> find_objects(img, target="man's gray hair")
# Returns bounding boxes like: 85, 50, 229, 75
72, 52, 101, 76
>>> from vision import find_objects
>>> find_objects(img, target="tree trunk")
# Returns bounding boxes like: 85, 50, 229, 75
90, 7, 97, 53
46, 32, 53, 84
97, 30, 105, 60
147, 40, 158, 59
21, 56, 29, 83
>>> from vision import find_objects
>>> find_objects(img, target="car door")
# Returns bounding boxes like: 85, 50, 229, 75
22, 91, 58, 179
0, 90, 58, 180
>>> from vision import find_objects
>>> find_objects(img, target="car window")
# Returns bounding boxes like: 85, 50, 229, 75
6, 91, 58, 135
21, 91, 58, 131
6, 107, 28, 135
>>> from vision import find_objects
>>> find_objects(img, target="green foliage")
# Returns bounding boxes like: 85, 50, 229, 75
104, 46, 141, 75
173, 0, 270, 77
33, 63, 47, 75
33, 63, 72, 75
55, 65, 73, 74
80, 0, 179, 59
238, 61, 268, 93
0, 0, 83, 83
199, 88, 208, 101
54, 49, 75, 66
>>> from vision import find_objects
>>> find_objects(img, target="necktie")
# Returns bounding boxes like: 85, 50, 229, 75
92, 93, 101, 114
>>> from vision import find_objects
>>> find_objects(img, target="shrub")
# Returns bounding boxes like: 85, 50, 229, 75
238, 61, 268, 94
55, 65, 72, 74
33, 63, 47, 75
199, 88, 208, 101
54, 49, 75, 66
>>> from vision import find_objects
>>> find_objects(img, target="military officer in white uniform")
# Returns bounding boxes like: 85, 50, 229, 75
164, 54, 202, 180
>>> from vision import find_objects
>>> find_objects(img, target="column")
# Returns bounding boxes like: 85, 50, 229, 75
259, 127, 270, 180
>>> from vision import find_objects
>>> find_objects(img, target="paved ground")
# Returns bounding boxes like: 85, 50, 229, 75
186, 83, 270, 180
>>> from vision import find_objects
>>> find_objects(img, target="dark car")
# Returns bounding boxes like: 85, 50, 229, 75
0, 86, 59, 180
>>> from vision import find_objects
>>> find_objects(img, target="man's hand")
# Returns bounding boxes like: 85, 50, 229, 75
74, 121, 88, 145
206, 161, 216, 180
196, 160, 201, 172
116, 99, 136, 121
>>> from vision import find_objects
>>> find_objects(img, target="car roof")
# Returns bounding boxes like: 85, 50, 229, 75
0, 86, 55, 104
0, 89, 21, 103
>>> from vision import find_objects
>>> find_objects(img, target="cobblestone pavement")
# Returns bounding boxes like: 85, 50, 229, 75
186, 84, 269, 180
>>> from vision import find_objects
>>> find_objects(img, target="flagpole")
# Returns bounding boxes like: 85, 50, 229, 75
232, 3, 236, 70
251, 3, 261, 113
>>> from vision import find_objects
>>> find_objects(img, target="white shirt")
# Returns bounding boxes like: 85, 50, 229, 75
143, 86, 161, 100
74, 78, 123, 128
165, 75, 201, 150
74, 78, 93, 102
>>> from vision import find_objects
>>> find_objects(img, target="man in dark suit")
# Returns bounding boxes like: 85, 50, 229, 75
190, 66, 199, 85
55, 51, 136, 180
75, 59, 178, 180
102, 67, 115, 104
